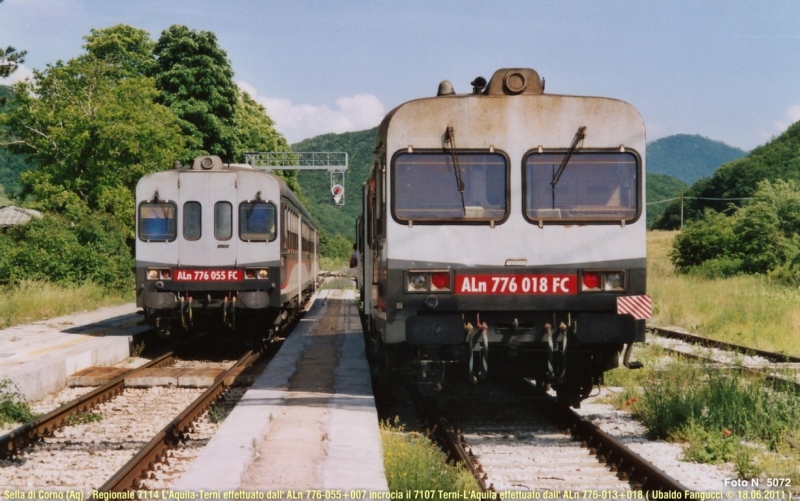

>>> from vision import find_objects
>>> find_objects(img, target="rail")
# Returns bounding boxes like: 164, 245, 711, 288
0, 352, 175, 459
99, 347, 266, 492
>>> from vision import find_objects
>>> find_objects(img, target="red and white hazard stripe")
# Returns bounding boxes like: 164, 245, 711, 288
617, 295, 652, 320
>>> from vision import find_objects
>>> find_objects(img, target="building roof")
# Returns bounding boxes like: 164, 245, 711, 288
0, 206, 43, 227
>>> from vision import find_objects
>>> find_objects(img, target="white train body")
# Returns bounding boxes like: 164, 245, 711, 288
360, 69, 648, 404
135, 155, 318, 338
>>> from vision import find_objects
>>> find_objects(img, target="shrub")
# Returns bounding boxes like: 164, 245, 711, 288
0, 379, 37, 424
0, 212, 133, 291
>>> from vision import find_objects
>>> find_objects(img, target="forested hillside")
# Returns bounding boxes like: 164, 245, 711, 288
654, 121, 800, 230
647, 134, 746, 184
292, 128, 376, 253
646, 173, 687, 228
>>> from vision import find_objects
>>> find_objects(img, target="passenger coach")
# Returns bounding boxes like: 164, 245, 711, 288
359, 68, 650, 406
136, 155, 318, 339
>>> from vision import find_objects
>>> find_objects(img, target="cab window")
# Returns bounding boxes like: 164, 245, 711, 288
524, 151, 638, 222
393, 152, 507, 223
138, 202, 177, 241
239, 202, 276, 241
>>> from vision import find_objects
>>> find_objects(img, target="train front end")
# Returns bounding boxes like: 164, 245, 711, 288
135, 155, 282, 339
366, 69, 649, 405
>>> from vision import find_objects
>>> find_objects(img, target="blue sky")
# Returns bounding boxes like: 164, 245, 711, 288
2, 0, 799, 150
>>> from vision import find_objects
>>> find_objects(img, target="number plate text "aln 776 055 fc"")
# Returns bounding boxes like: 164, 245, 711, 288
455, 274, 577, 294
174, 269, 243, 281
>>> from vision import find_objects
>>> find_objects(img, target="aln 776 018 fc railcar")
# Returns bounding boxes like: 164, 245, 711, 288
136, 155, 318, 340
358, 68, 651, 406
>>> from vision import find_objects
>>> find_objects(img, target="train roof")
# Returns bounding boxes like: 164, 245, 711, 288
137, 156, 318, 229
376, 68, 645, 153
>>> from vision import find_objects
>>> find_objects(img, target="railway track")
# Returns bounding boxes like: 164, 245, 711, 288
0, 306, 306, 492
99, 346, 268, 492
407, 386, 689, 495
0, 351, 176, 459
648, 326, 800, 390
648, 326, 800, 364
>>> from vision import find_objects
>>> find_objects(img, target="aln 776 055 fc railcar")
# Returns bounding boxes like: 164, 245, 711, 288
136, 155, 318, 340
358, 68, 651, 406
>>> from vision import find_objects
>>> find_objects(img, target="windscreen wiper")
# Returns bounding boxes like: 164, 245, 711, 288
551, 125, 587, 209
444, 126, 467, 216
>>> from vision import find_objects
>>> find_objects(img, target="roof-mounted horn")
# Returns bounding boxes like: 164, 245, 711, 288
192, 155, 224, 171
437, 80, 456, 96
485, 68, 544, 96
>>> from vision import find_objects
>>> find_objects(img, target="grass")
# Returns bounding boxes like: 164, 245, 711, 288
381, 418, 479, 494
648, 231, 800, 356
0, 280, 132, 329
66, 411, 103, 425
608, 356, 800, 482
605, 233, 800, 481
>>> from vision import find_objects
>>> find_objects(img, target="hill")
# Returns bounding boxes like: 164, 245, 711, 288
646, 173, 688, 228
292, 128, 377, 242
654, 121, 800, 229
647, 134, 747, 184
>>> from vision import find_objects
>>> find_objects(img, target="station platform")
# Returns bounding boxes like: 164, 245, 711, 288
174, 288, 389, 492
0, 304, 148, 401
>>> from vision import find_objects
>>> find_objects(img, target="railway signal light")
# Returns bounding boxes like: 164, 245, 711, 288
331, 184, 344, 205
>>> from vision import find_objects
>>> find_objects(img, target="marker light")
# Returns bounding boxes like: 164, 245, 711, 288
582, 272, 600, 290
580, 270, 626, 292
405, 270, 452, 293
147, 268, 172, 280
430, 272, 450, 291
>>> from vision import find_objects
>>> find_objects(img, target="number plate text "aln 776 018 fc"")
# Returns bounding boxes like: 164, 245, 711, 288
174, 269, 243, 281
455, 274, 577, 294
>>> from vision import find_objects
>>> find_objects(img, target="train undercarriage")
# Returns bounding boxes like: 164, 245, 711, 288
367, 311, 644, 408
144, 286, 315, 343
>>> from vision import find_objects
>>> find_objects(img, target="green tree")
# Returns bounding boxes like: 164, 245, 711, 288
151, 25, 239, 161
231, 90, 300, 193
82, 24, 157, 78
0, 55, 186, 234
670, 180, 800, 279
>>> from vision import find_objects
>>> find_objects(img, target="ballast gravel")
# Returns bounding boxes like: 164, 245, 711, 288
575, 388, 742, 493
0, 386, 205, 492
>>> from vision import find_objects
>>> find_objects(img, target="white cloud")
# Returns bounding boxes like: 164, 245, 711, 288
0, 63, 34, 86
773, 105, 800, 133
237, 81, 385, 144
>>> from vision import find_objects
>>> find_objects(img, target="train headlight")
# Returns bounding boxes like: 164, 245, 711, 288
407, 273, 428, 292
147, 268, 171, 280
604, 272, 624, 291
580, 270, 626, 292
405, 270, 452, 293
244, 268, 269, 279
